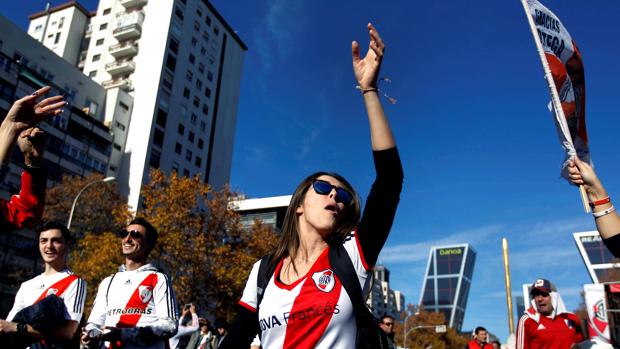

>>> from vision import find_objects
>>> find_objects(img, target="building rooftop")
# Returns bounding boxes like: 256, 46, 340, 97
29, 1, 92, 20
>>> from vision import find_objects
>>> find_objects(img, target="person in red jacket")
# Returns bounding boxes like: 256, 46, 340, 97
0, 86, 65, 230
467, 326, 493, 349
516, 279, 584, 349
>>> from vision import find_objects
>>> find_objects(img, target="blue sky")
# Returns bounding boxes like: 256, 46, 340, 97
3, 0, 620, 341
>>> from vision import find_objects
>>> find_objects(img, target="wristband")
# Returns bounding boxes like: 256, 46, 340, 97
355, 86, 378, 94
593, 205, 615, 219
589, 196, 611, 208
16, 322, 27, 333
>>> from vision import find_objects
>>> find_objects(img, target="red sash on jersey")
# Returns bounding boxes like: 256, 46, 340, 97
116, 273, 158, 328
34, 274, 78, 303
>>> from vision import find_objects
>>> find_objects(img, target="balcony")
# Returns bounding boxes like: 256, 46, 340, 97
102, 78, 133, 91
120, 0, 148, 9
105, 60, 135, 76
108, 41, 139, 58
113, 11, 144, 41
84, 24, 92, 38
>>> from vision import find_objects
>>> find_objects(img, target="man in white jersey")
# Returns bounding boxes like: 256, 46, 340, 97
0, 221, 87, 347
82, 217, 178, 349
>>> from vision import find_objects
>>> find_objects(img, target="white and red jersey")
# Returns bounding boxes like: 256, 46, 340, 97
87, 263, 178, 349
239, 232, 371, 349
6, 268, 86, 322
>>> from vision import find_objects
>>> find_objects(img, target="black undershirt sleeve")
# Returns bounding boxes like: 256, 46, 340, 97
603, 234, 620, 258
356, 147, 404, 268
218, 305, 260, 349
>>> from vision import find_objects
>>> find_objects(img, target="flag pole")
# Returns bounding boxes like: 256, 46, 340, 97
519, 0, 590, 213
502, 238, 515, 335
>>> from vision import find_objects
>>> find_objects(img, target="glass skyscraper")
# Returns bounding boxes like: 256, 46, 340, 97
418, 244, 476, 331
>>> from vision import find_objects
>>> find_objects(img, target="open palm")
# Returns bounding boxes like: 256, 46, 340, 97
352, 23, 384, 89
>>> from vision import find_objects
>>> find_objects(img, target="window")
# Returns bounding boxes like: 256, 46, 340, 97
189, 54, 195, 64
149, 148, 161, 168
54, 33, 61, 44
113, 143, 122, 151
198, 139, 204, 149
198, 63, 205, 74
172, 161, 179, 172
175, 142, 182, 154
63, 85, 77, 103
115, 121, 126, 131
166, 55, 176, 71
195, 156, 202, 167
201, 104, 209, 116
186, 70, 193, 81
193, 21, 200, 31
199, 121, 206, 132
162, 70, 174, 90
183, 169, 190, 177
190, 113, 197, 124
204, 87, 211, 98
99, 23, 108, 30
191, 37, 197, 47
200, 47, 206, 56
58, 17, 64, 29
193, 96, 200, 107
169, 38, 179, 54
175, 6, 184, 20
85, 99, 99, 116
185, 149, 192, 161
183, 87, 190, 99
195, 79, 202, 89
197, 8, 203, 17
156, 108, 168, 127
96, 38, 104, 46
188, 131, 194, 143
213, 26, 219, 36
178, 123, 185, 135
202, 32, 209, 43
153, 128, 164, 147
34, 24, 42, 32
103, 8, 111, 15
119, 101, 129, 111
207, 71, 214, 82
92, 54, 101, 62
206, 16, 211, 26
181, 105, 188, 119
88, 70, 97, 78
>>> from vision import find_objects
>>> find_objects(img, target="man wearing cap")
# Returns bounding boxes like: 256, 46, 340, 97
516, 278, 583, 349
466, 326, 493, 349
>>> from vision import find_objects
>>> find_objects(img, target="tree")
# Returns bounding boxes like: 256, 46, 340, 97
43, 172, 129, 237
395, 304, 469, 349
64, 169, 278, 319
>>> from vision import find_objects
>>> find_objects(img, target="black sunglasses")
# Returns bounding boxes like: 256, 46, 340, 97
118, 229, 144, 239
312, 179, 353, 206
382, 322, 394, 326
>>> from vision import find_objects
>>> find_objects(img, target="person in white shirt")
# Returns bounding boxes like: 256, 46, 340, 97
0, 221, 86, 348
81, 217, 178, 349
169, 303, 199, 349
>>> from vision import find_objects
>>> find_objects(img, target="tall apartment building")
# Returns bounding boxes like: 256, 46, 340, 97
367, 265, 405, 319
419, 244, 476, 332
28, 0, 247, 209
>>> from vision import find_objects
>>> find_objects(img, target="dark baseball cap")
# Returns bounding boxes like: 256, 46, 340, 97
530, 278, 552, 294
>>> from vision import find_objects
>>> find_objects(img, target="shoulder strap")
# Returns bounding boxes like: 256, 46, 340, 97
256, 254, 277, 308
105, 272, 117, 307
329, 244, 366, 326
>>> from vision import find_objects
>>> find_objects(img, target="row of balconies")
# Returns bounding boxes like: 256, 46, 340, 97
120, 0, 148, 9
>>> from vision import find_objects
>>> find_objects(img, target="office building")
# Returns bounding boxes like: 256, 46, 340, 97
234, 195, 291, 232
574, 231, 620, 283
419, 244, 476, 331
367, 265, 405, 319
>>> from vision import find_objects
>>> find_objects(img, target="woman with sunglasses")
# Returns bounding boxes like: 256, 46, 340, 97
221, 23, 403, 349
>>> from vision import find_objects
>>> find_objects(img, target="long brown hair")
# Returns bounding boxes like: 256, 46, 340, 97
270, 172, 361, 272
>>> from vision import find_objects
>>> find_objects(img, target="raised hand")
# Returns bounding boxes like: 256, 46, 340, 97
17, 127, 46, 167
352, 23, 385, 89
2, 86, 66, 136
568, 156, 607, 200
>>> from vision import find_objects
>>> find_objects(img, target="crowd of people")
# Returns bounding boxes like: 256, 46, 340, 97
0, 21, 617, 349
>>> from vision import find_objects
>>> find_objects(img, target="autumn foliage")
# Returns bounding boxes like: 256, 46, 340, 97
44, 170, 278, 319
393, 304, 469, 349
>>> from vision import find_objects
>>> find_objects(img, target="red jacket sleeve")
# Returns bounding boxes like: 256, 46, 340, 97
516, 315, 531, 349
1, 164, 47, 229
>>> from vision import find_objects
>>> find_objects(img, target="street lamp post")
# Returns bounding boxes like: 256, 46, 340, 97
67, 176, 116, 229
404, 324, 447, 349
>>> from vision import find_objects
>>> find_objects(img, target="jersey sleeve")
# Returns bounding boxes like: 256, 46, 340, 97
516, 315, 531, 349
238, 260, 262, 312
62, 277, 87, 321
0, 165, 47, 230
87, 275, 112, 327
5, 282, 27, 321
356, 148, 403, 268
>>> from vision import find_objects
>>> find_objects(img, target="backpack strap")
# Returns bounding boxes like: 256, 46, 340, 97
105, 272, 117, 308
329, 244, 388, 349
